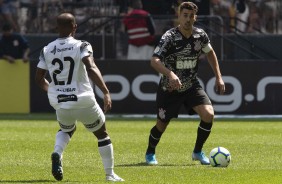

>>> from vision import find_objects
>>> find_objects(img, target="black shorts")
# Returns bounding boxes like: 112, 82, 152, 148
156, 84, 212, 123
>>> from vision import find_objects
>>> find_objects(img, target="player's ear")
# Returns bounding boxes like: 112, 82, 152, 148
71, 24, 77, 36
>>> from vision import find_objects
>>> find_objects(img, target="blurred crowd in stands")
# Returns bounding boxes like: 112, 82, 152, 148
0, 0, 281, 34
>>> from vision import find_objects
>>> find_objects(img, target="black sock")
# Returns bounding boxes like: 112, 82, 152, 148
146, 126, 163, 154
194, 120, 213, 153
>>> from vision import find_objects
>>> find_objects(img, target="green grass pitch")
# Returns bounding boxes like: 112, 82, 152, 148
0, 114, 281, 183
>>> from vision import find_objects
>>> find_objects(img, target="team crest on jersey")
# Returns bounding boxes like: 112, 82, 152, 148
158, 108, 166, 120
194, 40, 202, 51
51, 45, 56, 55
183, 44, 191, 54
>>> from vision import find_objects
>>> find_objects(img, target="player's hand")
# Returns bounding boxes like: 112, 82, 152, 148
215, 77, 225, 95
168, 71, 182, 91
5, 56, 15, 64
103, 93, 112, 113
22, 56, 29, 63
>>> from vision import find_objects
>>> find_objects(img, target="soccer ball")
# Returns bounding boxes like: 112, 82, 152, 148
209, 147, 231, 167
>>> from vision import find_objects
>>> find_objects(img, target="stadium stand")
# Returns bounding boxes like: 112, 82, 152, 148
1, 0, 281, 61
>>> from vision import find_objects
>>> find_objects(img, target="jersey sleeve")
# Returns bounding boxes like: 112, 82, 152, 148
201, 30, 212, 53
37, 48, 47, 70
80, 41, 93, 59
153, 30, 173, 59
202, 43, 212, 53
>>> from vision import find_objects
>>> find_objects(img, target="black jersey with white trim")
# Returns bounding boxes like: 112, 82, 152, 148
153, 26, 210, 92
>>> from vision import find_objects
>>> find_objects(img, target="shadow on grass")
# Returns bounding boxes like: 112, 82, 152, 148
116, 162, 197, 167
0, 179, 81, 183
0, 180, 54, 183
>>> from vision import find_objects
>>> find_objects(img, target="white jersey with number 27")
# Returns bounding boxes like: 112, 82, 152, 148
37, 36, 96, 110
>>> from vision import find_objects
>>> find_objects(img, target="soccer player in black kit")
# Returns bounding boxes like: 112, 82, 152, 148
145, 1, 225, 165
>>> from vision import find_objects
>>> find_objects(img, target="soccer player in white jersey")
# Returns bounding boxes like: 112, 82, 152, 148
35, 13, 124, 182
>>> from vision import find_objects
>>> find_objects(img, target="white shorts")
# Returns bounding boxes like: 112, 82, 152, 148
56, 104, 105, 132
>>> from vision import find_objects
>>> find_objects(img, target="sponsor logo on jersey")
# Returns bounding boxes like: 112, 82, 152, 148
51, 45, 56, 55
56, 88, 76, 92
57, 94, 78, 103
57, 47, 74, 53
51, 45, 74, 55
182, 44, 191, 54
176, 59, 197, 69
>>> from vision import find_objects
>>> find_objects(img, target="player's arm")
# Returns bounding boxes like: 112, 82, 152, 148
206, 48, 225, 94
1, 55, 15, 63
151, 56, 171, 76
82, 56, 112, 113
151, 56, 182, 90
20, 35, 30, 62
35, 68, 49, 92
23, 48, 30, 62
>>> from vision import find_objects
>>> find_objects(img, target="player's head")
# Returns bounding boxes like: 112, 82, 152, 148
178, 1, 198, 14
57, 13, 77, 37
178, 2, 198, 30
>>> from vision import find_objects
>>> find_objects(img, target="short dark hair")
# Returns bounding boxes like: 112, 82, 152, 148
179, 2, 198, 14
57, 13, 76, 28
2, 24, 12, 31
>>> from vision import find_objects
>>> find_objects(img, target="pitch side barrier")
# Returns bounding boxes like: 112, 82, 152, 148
0, 60, 30, 113
29, 59, 282, 115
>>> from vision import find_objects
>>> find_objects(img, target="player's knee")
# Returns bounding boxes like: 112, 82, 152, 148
203, 112, 214, 122
93, 123, 108, 139
58, 125, 76, 138
84, 118, 105, 132
201, 107, 214, 122
156, 119, 169, 132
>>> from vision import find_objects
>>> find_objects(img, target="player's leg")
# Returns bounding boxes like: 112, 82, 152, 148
52, 109, 77, 181
185, 87, 213, 165
54, 127, 76, 156
192, 104, 214, 165
80, 105, 124, 182
145, 88, 180, 165
93, 124, 124, 182
145, 119, 169, 165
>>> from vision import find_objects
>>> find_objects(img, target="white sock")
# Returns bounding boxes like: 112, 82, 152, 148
98, 138, 114, 175
54, 131, 70, 157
